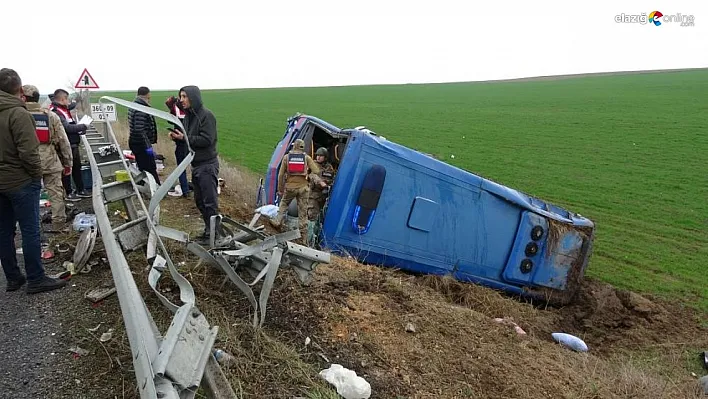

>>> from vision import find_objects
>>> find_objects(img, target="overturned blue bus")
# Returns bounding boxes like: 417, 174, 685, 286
263, 114, 595, 304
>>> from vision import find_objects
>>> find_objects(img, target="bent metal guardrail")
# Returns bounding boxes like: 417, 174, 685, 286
82, 97, 236, 399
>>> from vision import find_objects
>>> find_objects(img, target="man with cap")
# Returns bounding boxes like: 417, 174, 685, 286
49, 89, 89, 201
270, 139, 320, 238
0, 68, 66, 293
22, 85, 73, 230
306, 147, 336, 246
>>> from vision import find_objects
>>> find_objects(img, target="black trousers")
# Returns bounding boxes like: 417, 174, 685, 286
129, 143, 161, 185
62, 144, 84, 194
192, 160, 219, 233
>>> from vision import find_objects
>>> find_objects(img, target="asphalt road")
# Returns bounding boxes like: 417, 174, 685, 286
0, 255, 77, 398
0, 221, 127, 399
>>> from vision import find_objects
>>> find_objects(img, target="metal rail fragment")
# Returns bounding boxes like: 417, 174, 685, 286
188, 219, 331, 328
82, 98, 237, 399
85, 97, 333, 398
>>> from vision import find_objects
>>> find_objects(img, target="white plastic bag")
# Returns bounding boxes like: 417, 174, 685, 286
255, 204, 279, 219
73, 212, 97, 232
319, 364, 371, 399
552, 333, 589, 352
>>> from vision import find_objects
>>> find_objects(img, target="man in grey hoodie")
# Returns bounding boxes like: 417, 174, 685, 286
169, 86, 220, 243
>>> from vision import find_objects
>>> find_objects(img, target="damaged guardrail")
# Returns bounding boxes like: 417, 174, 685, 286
83, 97, 234, 399
190, 214, 330, 328
86, 96, 331, 398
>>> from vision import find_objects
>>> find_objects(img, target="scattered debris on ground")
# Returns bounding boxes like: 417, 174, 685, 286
133, 158, 707, 399
13, 132, 705, 398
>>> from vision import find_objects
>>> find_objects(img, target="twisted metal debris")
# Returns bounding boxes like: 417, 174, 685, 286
83, 96, 330, 398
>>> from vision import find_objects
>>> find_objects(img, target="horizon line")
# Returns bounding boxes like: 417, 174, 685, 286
91, 66, 708, 93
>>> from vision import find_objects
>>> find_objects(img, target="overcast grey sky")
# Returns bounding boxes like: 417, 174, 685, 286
1, 0, 706, 93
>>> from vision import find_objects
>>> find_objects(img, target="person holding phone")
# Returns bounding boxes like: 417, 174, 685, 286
165, 94, 190, 198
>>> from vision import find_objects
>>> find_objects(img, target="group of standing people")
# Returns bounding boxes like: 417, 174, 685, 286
127, 85, 221, 244
0, 68, 90, 294
1, 64, 337, 295
0, 65, 224, 293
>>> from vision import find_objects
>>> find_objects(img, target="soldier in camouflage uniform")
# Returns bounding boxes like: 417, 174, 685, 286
22, 85, 73, 229
306, 147, 336, 246
270, 139, 319, 238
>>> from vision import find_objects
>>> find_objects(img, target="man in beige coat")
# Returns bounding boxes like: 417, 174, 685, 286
22, 85, 73, 229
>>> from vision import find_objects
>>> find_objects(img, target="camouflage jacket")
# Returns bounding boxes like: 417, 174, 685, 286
309, 162, 336, 190
26, 102, 73, 174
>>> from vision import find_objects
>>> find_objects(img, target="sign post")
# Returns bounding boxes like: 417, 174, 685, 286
74, 68, 99, 90
90, 103, 117, 122
74, 68, 99, 117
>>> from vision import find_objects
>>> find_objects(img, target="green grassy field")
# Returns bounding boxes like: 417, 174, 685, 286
98, 69, 708, 311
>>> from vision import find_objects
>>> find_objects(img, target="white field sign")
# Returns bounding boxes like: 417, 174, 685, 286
90, 103, 117, 122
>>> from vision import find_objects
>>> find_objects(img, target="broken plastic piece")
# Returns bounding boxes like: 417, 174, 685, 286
100, 329, 114, 343
69, 346, 90, 357
73, 212, 97, 232
551, 333, 588, 352
493, 317, 527, 335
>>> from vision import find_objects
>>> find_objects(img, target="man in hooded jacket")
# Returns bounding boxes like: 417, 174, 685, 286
0, 68, 66, 294
169, 86, 219, 243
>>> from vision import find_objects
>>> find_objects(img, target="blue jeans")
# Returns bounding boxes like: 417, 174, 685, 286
0, 179, 45, 282
175, 144, 190, 195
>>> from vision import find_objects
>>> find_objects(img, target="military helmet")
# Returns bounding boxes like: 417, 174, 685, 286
315, 147, 328, 157
293, 139, 305, 150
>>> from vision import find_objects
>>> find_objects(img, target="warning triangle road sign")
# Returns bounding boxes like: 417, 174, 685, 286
74, 68, 99, 89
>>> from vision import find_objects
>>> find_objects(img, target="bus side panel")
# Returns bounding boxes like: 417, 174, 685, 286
322, 136, 522, 280
320, 131, 595, 300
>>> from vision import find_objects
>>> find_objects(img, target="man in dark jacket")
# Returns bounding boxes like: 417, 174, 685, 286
169, 86, 219, 242
0, 68, 66, 294
50, 89, 89, 201
128, 87, 160, 184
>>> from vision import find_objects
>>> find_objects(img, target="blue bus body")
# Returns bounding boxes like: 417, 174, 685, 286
264, 114, 595, 303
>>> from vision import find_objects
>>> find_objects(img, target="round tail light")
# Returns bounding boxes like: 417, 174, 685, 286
525, 242, 539, 257
531, 226, 544, 241
520, 259, 533, 274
